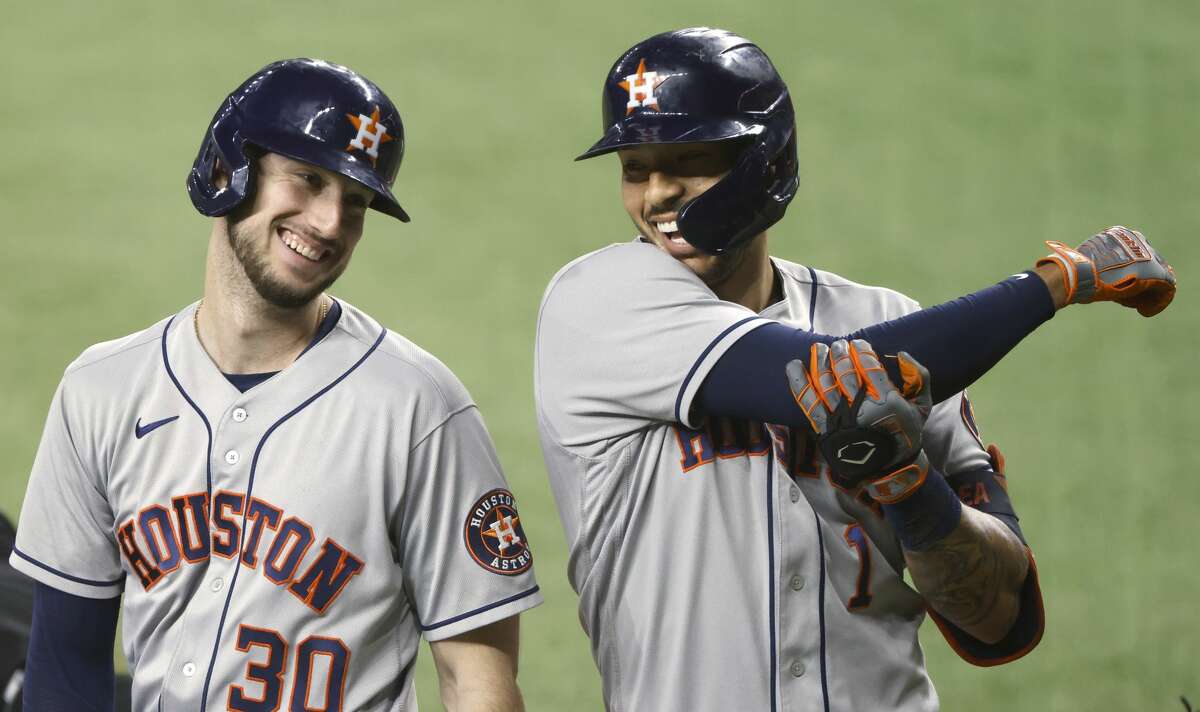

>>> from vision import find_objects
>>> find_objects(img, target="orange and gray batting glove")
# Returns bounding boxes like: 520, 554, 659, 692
1038, 225, 1176, 316
786, 339, 933, 503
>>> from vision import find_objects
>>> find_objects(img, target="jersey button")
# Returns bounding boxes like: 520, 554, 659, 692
790, 575, 805, 591
232, 408, 248, 422
789, 486, 800, 503
182, 661, 197, 677
210, 578, 224, 592
790, 660, 805, 678
224, 450, 240, 465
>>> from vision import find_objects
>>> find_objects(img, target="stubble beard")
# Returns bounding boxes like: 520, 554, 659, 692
693, 242, 749, 291
641, 224, 749, 291
226, 218, 344, 310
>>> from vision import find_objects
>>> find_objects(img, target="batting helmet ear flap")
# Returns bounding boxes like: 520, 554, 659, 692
675, 114, 800, 254
188, 97, 253, 217
772, 132, 800, 191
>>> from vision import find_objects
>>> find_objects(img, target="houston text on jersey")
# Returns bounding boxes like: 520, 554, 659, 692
116, 489, 363, 614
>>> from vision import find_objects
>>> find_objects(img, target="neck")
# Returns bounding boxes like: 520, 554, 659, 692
712, 233, 777, 313
196, 222, 326, 374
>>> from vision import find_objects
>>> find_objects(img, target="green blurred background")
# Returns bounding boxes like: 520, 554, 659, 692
2, 1, 1196, 709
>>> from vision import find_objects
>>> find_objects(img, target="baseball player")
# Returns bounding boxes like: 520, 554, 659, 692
535, 28, 1175, 711
11, 59, 541, 711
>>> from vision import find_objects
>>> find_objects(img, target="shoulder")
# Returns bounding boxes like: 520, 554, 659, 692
37, 311, 187, 435
334, 300, 474, 417
773, 258, 920, 318
538, 241, 719, 338
542, 241, 701, 303
65, 315, 173, 375
58, 312, 179, 396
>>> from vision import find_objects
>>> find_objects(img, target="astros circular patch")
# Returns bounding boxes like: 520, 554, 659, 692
463, 489, 532, 576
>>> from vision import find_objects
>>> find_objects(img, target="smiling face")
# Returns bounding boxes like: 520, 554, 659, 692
224, 152, 374, 308
618, 140, 750, 288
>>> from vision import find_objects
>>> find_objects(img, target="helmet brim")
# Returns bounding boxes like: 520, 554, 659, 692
337, 155, 411, 223
251, 130, 411, 222
575, 116, 764, 161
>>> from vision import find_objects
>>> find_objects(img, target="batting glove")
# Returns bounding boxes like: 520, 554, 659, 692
786, 339, 933, 502
1038, 225, 1176, 316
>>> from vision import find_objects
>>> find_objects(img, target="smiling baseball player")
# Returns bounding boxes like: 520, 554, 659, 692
535, 28, 1176, 711
11, 59, 540, 711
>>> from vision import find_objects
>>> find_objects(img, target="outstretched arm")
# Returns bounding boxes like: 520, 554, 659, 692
430, 615, 525, 712
700, 227, 1174, 428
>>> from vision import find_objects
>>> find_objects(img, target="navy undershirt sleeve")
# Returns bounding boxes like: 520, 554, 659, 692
25, 583, 119, 712
698, 273, 1055, 427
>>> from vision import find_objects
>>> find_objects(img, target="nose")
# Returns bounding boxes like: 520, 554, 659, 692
306, 188, 346, 238
645, 170, 685, 211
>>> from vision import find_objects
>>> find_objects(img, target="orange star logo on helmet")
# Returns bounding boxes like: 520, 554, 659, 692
345, 106, 393, 165
619, 58, 669, 115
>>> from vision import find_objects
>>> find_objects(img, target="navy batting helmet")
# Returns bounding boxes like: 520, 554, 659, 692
188, 58, 409, 222
578, 28, 798, 254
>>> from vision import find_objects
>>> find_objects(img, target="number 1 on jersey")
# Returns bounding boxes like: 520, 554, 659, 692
843, 523, 873, 610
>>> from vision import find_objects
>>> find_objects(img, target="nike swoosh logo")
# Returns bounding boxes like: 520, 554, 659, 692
135, 416, 179, 439
1011, 273, 1029, 280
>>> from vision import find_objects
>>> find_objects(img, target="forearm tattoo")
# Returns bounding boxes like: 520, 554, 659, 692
905, 508, 1028, 637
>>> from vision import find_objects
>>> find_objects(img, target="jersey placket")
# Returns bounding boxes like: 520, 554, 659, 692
774, 463, 828, 710
151, 396, 254, 707
156, 312, 328, 708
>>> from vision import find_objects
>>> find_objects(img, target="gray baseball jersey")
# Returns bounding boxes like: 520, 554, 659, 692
12, 299, 541, 711
535, 241, 1005, 712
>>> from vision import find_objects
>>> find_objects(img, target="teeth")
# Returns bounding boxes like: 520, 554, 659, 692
656, 220, 678, 233
281, 230, 322, 262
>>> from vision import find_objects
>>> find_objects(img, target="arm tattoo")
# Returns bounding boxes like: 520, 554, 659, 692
904, 507, 1028, 639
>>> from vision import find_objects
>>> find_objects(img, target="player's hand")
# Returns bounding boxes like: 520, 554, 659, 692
1038, 226, 1176, 316
786, 339, 933, 501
